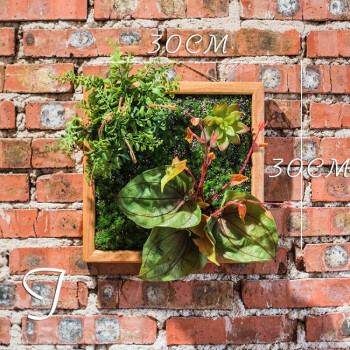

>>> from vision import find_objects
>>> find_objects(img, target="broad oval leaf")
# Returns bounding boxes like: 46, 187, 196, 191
139, 227, 208, 281
207, 191, 278, 263
116, 166, 201, 229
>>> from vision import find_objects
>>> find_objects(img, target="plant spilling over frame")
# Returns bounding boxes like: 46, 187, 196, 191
116, 103, 291, 281
49, 40, 179, 180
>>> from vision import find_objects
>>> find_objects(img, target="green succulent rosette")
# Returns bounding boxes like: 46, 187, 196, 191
202, 103, 249, 151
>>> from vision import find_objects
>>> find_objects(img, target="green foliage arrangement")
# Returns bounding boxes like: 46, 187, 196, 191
50, 40, 179, 180
116, 104, 291, 281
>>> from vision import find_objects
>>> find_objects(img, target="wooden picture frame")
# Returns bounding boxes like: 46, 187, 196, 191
83, 81, 265, 263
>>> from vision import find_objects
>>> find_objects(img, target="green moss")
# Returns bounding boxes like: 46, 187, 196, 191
94, 94, 252, 251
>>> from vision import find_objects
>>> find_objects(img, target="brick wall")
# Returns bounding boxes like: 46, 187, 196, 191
0, 0, 349, 348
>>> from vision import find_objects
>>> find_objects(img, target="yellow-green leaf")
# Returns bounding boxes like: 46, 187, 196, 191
161, 157, 187, 192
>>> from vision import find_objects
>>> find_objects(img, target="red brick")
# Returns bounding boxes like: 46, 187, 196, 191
0, 317, 10, 344
83, 63, 218, 82
24, 29, 158, 57
9, 247, 97, 275
0, 209, 37, 238
94, 0, 228, 19
93, 263, 141, 275
310, 102, 342, 129
265, 173, 303, 201
240, 0, 303, 19
166, 318, 226, 345
0, 66, 4, 92
0, 139, 31, 168
303, 0, 350, 20
301, 243, 350, 272
166, 29, 300, 57
22, 315, 156, 344
36, 210, 82, 238
223, 64, 288, 93
0, 28, 15, 56
36, 174, 82, 203
265, 137, 320, 165
320, 138, 350, 165
312, 175, 350, 202
275, 207, 350, 237
166, 316, 296, 345
331, 66, 350, 94
306, 313, 350, 342
0, 281, 87, 310
4, 64, 73, 93
307, 30, 350, 58
265, 100, 301, 128
201, 247, 288, 274
0, 174, 29, 202
26, 101, 79, 130
32, 139, 75, 168
242, 278, 350, 308
98, 281, 233, 309
0, 0, 87, 21
342, 104, 350, 128
288, 65, 331, 93
0, 101, 15, 129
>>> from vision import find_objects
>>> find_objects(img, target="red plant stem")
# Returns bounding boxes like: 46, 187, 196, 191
210, 199, 292, 217
195, 121, 208, 199
192, 132, 206, 144
185, 167, 198, 189
208, 122, 267, 205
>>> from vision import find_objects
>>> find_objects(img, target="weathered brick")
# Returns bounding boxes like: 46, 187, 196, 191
36, 174, 82, 203
265, 137, 320, 165
301, 243, 350, 271
342, 104, 350, 128
24, 29, 158, 57
307, 30, 350, 58
319, 138, 350, 165
32, 139, 75, 168
0, 28, 15, 56
242, 278, 350, 308
5, 64, 73, 93
266, 100, 301, 128
94, 0, 228, 19
0, 317, 10, 344
36, 210, 82, 238
22, 315, 157, 344
98, 281, 233, 309
0, 174, 29, 202
310, 102, 342, 129
83, 63, 218, 82
265, 173, 303, 201
223, 64, 288, 92
331, 65, 350, 94
288, 65, 331, 93
0, 281, 88, 309
9, 247, 97, 275
0, 209, 37, 238
26, 102, 79, 130
166, 316, 297, 345
303, 0, 350, 20
0, 139, 31, 168
0, 0, 87, 21
312, 175, 350, 202
0, 101, 15, 129
275, 207, 350, 237
0, 66, 4, 92
166, 29, 300, 57
306, 313, 350, 342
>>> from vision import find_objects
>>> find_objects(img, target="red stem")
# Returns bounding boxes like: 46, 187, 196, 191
185, 167, 198, 189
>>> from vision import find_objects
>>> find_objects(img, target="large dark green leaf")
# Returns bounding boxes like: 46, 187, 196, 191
139, 227, 208, 281
207, 191, 278, 263
116, 167, 201, 229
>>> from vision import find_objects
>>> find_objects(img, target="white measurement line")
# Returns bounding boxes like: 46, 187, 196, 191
300, 60, 303, 250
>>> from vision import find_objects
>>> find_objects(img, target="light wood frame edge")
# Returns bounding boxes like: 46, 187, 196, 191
83, 81, 265, 263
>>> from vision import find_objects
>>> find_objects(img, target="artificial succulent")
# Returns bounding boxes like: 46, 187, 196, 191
202, 103, 249, 151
